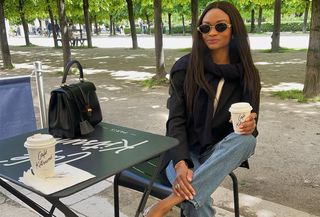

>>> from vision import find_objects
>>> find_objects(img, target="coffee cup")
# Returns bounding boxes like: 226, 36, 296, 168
229, 102, 253, 134
24, 134, 56, 178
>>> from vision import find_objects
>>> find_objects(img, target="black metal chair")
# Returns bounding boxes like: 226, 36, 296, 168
113, 156, 249, 217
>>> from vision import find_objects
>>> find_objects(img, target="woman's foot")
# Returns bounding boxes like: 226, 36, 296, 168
144, 194, 185, 217
143, 202, 171, 217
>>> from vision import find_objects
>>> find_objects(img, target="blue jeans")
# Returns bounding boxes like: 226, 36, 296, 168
165, 133, 256, 217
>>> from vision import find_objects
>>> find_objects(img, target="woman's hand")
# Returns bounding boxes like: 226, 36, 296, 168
172, 161, 196, 200
238, 112, 257, 134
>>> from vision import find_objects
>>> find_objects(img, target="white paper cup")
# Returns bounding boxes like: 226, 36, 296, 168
24, 134, 56, 178
229, 102, 253, 134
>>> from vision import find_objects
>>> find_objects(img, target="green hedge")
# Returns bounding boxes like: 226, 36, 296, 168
246, 22, 310, 32
122, 22, 310, 35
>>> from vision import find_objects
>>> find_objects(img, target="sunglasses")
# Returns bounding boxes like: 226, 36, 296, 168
197, 22, 232, 34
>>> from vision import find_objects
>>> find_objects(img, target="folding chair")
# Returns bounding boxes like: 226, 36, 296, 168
0, 63, 51, 215
0, 76, 37, 140
114, 155, 249, 217
0, 61, 47, 141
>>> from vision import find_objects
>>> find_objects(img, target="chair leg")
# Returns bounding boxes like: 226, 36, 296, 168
229, 172, 240, 217
114, 173, 120, 217
180, 208, 186, 217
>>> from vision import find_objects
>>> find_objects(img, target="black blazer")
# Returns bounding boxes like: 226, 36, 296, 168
162, 54, 260, 170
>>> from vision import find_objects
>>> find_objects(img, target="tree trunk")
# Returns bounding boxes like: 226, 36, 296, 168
83, 0, 92, 47
168, 13, 172, 35
258, 6, 263, 33
19, 0, 30, 46
146, 13, 151, 34
126, 0, 138, 49
182, 14, 185, 35
303, 0, 320, 97
250, 9, 255, 33
191, 0, 198, 36
153, 0, 166, 79
38, 18, 43, 33
89, 19, 93, 33
0, 0, 13, 69
47, 0, 58, 48
112, 21, 116, 35
94, 15, 99, 35
57, 0, 71, 68
109, 15, 113, 36
302, 0, 310, 33
271, 0, 281, 52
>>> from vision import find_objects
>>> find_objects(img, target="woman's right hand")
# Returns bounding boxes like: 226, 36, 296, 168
172, 162, 196, 200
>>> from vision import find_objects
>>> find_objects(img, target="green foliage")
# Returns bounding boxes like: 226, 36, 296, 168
4, 0, 38, 24
140, 77, 169, 88
56, 68, 79, 76
272, 90, 320, 103
133, 21, 310, 35
248, 21, 311, 33
259, 47, 307, 53
2, 0, 312, 36
19, 43, 37, 47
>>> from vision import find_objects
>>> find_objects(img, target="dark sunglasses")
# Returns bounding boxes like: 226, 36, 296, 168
197, 22, 232, 34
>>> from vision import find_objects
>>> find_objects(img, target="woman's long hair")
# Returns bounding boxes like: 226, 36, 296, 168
185, 1, 261, 113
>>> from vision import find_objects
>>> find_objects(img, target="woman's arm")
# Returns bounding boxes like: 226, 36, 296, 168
166, 70, 194, 168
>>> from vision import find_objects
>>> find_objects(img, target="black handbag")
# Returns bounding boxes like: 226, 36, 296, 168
48, 60, 102, 138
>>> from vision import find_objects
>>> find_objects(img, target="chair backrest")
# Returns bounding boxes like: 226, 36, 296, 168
0, 76, 37, 140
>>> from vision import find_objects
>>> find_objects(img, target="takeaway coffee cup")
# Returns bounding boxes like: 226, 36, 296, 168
229, 102, 253, 134
24, 134, 56, 178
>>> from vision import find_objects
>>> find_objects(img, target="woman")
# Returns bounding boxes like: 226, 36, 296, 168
145, 1, 261, 217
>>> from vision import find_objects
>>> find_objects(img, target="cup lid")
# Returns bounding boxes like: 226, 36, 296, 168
25, 134, 56, 147
229, 102, 252, 113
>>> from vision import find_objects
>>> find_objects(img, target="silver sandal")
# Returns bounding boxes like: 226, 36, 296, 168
142, 204, 156, 217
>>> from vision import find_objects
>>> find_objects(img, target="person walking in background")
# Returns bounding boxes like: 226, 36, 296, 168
144, 1, 261, 217
47, 22, 52, 37
55, 23, 60, 37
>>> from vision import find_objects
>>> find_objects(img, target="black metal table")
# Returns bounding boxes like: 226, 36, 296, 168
0, 122, 178, 216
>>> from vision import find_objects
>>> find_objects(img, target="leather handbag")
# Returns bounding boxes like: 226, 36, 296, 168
48, 60, 102, 138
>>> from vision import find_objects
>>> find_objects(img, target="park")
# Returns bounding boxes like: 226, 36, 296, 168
0, 0, 320, 216
0, 33, 319, 216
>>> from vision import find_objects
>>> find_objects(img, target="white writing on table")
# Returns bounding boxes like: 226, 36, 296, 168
1, 137, 149, 167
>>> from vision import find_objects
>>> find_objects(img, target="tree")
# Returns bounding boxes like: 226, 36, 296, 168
302, 0, 311, 33
57, 0, 71, 67
162, 0, 175, 35
126, 0, 138, 49
83, 0, 92, 48
250, 8, 255, 33
271, 0, 281, 52
18, 0, 31, 46
153, 0, 166, 79
303, 0, 320, 97
191, 0, 198, 35
0, 0, 13, 69
257, 5, 262, 33
46, 0, 58, 48
175, 1, 190, 35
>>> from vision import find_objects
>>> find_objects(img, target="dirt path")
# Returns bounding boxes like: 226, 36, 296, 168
1, 46, 319, 216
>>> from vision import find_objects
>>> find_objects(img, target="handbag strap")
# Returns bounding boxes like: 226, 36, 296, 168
61, 60, 84, 86
213, 78, 224, 117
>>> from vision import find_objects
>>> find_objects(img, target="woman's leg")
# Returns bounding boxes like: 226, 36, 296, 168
182, 133, 256, 217
147, 133, 256, 217
165, 150, 216, 217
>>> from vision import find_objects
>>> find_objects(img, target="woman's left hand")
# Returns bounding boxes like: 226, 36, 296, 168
238, 112, 257, 134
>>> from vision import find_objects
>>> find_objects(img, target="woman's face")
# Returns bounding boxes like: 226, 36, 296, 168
200, 8, 232, 53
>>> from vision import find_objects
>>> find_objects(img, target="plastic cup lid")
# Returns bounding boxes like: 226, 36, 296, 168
229, 102, 253, 113
24, 134, 56, 148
